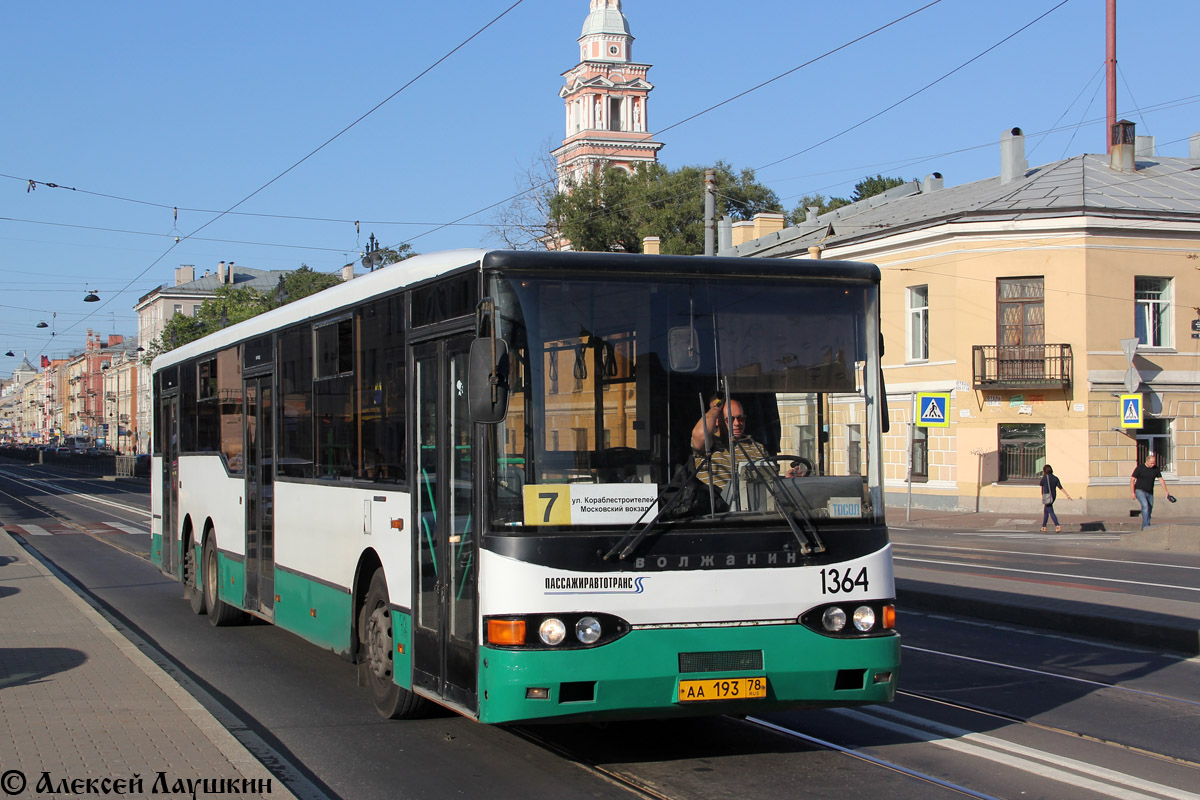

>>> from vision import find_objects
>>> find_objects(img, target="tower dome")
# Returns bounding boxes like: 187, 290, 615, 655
581, 0, 630, 37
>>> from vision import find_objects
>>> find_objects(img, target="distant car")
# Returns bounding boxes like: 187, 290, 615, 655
53, 447, 71, 456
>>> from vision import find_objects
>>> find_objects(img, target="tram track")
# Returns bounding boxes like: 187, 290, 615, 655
898, 643, 1200, 773
0, 466, 151, 559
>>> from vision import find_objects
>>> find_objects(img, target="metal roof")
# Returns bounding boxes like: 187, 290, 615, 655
728, 152, 1200, 259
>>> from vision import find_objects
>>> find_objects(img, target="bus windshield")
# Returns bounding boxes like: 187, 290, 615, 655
486, 271, 882, 531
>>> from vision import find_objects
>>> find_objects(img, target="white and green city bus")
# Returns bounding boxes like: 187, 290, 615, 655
151, 249, 899, 723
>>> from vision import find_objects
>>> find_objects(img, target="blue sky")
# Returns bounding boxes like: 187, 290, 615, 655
3, 0, 1197, 376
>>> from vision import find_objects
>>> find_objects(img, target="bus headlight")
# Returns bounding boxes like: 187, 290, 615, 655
852, 606, 876, 632
538, 618, 567, 646
821, 606, 847, 632
575, 616, 602, 644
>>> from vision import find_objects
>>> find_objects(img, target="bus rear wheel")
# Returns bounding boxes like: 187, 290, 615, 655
203, 536, 243, 627
184, 535, 206, 615
360, 570, 426, 719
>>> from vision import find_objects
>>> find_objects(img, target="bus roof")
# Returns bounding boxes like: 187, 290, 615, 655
150, 248, 879, 372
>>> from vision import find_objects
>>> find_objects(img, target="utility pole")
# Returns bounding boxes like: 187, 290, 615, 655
704, 168, 716, 256
1106, 0, 1117, 152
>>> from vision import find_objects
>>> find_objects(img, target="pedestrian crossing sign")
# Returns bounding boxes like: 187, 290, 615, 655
916, 392, 950, 427
1119, 393, 1143, 428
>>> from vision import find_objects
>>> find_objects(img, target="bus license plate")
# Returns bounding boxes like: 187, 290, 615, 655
677, 676, 767, 702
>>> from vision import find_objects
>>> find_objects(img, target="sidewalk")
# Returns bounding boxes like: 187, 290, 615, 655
889, 504, 1200, 551
888, 505, 1200, 656
0, 528, 292, 800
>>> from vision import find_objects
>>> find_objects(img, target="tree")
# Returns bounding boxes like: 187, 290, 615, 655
549, 160, 784, 254
141, 265, 349, 363
850, 174, 908, 202
489, 140, 562, 250
788, 175, 910, 225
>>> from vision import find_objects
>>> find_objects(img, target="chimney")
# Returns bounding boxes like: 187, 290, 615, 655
107, 335, 123, 347
752, 212, 785, 239
217, 261, 227, 284
1111, 119, 1136, 172
642, 236, 661, 255
922, 172, 944, 192
717, 217, 732, 252
731, 220, 755, 247
805, 207, 819, 224
1190, 132, 1200, 160
807, 246, 822, 260
174, 265, 194, 286
1000, 128, 1027, 184
341, 263, 354, 282
1135, 135, 1155, 158
225, 261, 235, 284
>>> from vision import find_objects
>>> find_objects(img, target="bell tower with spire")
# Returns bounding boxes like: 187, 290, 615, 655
552, 0, 663, 190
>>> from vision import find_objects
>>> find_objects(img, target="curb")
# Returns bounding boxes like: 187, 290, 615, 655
898, 579, 1200, 656
2, 529, 302, 800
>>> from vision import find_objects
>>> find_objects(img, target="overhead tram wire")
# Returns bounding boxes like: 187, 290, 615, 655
753, 0, 1075, 173
7, 88, 1198, 232
394, 1, 947, 249
493, 0, 1072, 245
43, 0, 527, 346
416, 0, 1073, 250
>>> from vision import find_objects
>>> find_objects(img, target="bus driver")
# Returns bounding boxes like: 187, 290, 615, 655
691, 397, 770, 512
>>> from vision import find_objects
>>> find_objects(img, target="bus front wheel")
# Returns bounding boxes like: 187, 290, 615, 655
360, 570, 426, 719
203, 536, 243, 627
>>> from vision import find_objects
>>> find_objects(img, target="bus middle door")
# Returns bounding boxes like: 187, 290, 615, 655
242, 372, 275, 619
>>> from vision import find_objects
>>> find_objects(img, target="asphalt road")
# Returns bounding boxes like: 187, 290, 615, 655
3, 459, 1199, 800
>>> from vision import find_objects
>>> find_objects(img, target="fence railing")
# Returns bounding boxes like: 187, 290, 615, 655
972, 344, 1072, 389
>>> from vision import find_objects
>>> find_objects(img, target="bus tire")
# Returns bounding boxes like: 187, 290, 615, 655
203, 536, 243, 627
360, 569, 426, 719
184, 534, 207, 615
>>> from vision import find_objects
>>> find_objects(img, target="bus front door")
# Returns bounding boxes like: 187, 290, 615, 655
412, 336, 477, 713
160, 393, 179, 576
243, 374, 275, 618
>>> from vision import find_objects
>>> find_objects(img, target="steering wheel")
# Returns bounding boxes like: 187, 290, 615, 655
778, 455, 813, 477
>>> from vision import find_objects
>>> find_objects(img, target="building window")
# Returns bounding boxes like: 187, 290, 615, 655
609, 97, 622, 131
173, 304, 182, 316
997, 277, 1045, 379
910, 425, 927, 481
998, 423, 1045, 482
1136, 418, 1172, 473
847, 424, 862, 476
907, 286, 929, 361
1135, 277, 1172, 348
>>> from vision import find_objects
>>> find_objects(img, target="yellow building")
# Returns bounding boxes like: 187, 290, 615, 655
727, 123, 1200, 517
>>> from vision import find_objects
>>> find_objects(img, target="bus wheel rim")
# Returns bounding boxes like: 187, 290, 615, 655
366, 606, 391, 680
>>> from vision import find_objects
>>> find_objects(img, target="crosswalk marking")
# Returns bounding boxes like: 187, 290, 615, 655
2, 521, 148, 536
103, 521, 148, 535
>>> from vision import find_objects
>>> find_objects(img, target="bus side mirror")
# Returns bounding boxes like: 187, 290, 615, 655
468, 338, 510, 423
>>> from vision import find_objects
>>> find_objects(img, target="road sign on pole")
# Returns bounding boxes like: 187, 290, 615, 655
1119, 393, 1143, 428
916, 392, 950, 427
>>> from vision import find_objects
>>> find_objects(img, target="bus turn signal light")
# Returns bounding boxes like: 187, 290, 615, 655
488, 619, 526, 646
882, 605, 895, 630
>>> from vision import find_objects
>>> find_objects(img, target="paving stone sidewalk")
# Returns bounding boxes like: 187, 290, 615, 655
0, 528, 293, 800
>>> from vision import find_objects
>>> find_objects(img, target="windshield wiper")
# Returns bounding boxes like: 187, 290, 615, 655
733, 440, 825, 555
603, 467, 694, 561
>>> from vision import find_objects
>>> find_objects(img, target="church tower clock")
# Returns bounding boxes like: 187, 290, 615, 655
552, 0, 663, 190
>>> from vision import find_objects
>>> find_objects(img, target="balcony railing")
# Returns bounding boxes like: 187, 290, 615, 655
972, 344, 1072, 389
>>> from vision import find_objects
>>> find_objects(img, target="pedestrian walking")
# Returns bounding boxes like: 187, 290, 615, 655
1039, 464, 1071, 532
1130, 453, 1172, 530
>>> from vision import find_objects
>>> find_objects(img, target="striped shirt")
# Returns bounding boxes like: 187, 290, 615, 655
694, 437, 770, 491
